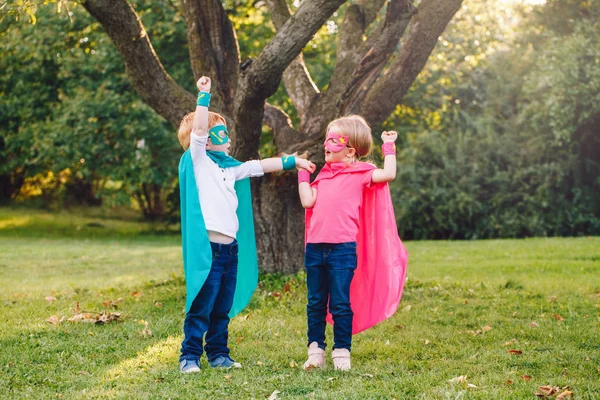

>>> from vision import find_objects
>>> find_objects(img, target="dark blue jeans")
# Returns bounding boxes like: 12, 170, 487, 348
305, 242, 357, 351
180, 240, 238, 363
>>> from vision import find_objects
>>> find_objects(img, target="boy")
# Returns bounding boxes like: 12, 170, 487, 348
177, 76, 315, 373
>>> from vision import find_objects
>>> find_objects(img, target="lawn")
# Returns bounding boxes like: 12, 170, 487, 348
0, 208, 598, 399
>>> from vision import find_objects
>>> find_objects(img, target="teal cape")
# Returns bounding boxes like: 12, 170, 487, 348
179, 149, 258, 316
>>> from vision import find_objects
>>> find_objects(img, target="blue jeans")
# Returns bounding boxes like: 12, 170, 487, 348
180, 240, 238, 363
305, 242, 357, 351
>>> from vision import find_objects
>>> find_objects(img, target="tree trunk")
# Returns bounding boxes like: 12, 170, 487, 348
82, 0, 463, 273
252, 174, 306, 273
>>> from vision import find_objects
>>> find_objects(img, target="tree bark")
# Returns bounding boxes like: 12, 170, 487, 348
182, 0, 239, 115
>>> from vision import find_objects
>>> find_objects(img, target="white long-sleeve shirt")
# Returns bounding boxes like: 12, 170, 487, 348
190, 134, 264, 238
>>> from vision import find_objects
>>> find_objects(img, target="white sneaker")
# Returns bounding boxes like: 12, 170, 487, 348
303, 342, 325, 371
332, 348, 351, 371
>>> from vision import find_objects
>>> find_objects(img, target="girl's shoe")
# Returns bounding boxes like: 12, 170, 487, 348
303, 342, 325, 370
331, 348, 351, 371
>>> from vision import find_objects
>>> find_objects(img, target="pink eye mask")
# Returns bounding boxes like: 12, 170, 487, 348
324, 132, 351, 153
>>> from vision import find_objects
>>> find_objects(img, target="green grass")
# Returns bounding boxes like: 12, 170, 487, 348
0, 208, 598, 399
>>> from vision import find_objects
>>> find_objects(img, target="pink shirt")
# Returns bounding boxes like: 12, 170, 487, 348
307, 163, 373, 244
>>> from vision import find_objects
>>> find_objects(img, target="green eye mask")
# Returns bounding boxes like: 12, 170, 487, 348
209, 125, 229, 145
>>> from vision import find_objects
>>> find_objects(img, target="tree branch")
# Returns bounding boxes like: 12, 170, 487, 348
362, 0, 464, 128
337, 0, 415, 115
83, 0, 194, 127
244, 0, 347, 99
265, 0, 320, 118
263, 103, 303, 152
182, 0, 240, 115
231, 0, 347, 160
327, 0, 387, 97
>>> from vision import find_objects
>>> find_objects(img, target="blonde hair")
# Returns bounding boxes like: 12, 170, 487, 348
177, 111, 227, 150
326, 115, 373, 158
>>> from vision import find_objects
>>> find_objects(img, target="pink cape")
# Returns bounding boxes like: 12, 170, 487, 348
306, 162, 408, 334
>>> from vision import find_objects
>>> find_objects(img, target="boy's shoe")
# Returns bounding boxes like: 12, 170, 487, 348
179, 359, 201, 373
209, 355, 242, 369
332, 348, 351, 371
303, 342, 325, 371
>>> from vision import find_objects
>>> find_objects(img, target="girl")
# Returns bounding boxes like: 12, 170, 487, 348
297, 115, 408, 371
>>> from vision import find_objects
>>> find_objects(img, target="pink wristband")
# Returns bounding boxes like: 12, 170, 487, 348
298, 170, 311, 184
382, 142, 396, 156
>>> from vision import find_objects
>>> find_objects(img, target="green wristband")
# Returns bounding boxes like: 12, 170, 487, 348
281, 155, 296, 171
197, 91, 211, 107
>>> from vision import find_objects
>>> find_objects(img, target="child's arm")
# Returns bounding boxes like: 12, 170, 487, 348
371, 131, 398, 183
260, 156, 315, 174
298, 169, 317, 208
233, 156, 315, 181
190, 77, 211, 164
192, 77, 211, 137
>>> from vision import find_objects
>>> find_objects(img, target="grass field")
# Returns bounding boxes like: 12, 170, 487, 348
0, 208, 598, 399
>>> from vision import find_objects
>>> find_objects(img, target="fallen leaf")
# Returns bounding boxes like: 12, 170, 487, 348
508, 349, 523, 355
506, 380, 513, 385
76, 371, 89, 375
556, 390, 573, 399
326, 377, 334, 382
47, 315, 60, 325
530, 322, 540, 328
547, 296, 558, 303
283, 282, 290, 293
154, 302, 163, 308
236, 336, 244, 344
272, 291, 282, 298
385, 340, 390, 345
464, 300, 468, 304
131, 291, 142, 298
467, 384, 478, 389
243, 313, 251, 321
257, 361, 264, 366
88, 331, 94, 336
402, 305, 412, 312
449, 375, 468, 384
362, 373, 374, 378
289, 361, 296, 368
224, 374, 232, 380
45, 296, 56, 303
521, 375, 531, 381
481, 326, 492, 333
56, 395, 62, 399
552, 314, 565, 321
68, 313, 97, 323
537, 385, 560, 396
504, 339, 517, 346
267, 390, 280, 400
424, 340, 431, 345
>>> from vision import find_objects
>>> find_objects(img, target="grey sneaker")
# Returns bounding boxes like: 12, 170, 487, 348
208, 355, 242, 369
179, 359, 201, 373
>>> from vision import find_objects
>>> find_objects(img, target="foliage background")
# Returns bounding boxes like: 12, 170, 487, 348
1, 0, 598, 237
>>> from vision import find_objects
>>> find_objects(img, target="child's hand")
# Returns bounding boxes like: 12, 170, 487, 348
197, 76, 211, 92
296, 158, 316, 173
381, 131, 398, 143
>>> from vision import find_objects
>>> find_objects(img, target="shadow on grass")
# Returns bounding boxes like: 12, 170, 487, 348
0, 207, 180, 240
